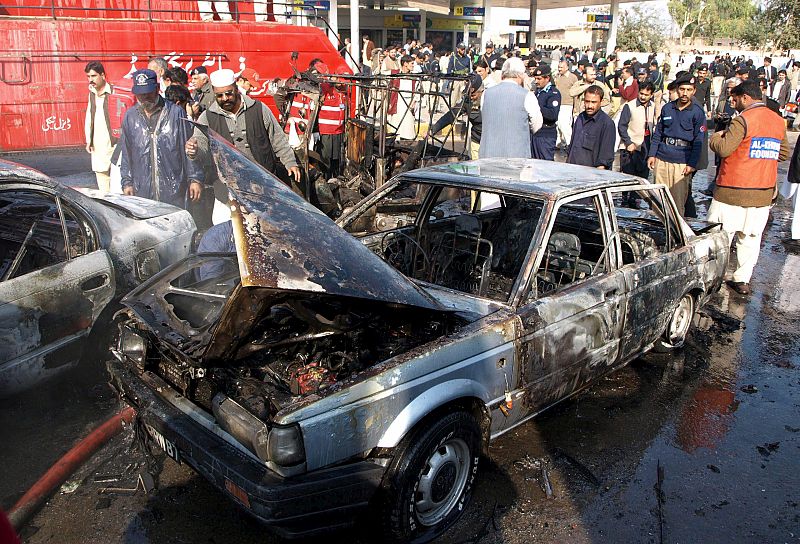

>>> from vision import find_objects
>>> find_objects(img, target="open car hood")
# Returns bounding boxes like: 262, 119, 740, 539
122, 132, 444, 363
211, 131, 440, 309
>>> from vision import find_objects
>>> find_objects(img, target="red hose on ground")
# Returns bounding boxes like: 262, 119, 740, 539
7, 406, 136, 531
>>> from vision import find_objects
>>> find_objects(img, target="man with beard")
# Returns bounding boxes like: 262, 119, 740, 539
647, 72, 706, 217
120, 69, 203, 208
186, 69, 300, 223
708, 80, 789, 294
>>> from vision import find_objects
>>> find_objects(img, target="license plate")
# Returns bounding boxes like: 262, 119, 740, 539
145, 423, 180, 463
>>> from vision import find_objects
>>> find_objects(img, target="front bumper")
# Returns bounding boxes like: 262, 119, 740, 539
106, 358, 386, 539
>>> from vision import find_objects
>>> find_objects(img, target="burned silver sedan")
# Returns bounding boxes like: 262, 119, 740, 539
107, 138, 729, 543
0, 161, 195, 396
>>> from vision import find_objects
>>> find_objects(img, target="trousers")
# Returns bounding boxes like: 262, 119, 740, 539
556, 105, 573, 147
653, 159, 691, 217
531, 128, 557, 161
707, 199, 771, 283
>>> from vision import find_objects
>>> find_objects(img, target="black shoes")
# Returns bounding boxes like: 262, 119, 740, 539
726, 280, 751, 295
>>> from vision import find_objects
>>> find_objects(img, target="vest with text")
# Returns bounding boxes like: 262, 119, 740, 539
716, 104, 784, 190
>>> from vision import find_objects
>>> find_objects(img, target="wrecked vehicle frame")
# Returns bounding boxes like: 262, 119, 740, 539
0, 160, 195, 396
107, 137, 729, 542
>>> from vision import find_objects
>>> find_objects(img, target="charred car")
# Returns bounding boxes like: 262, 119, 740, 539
0, 160, 195, 396
107, 136, 729, 542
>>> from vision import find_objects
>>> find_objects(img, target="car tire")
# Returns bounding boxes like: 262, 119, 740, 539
380, 411, 481, 544
654, 293, 695, 352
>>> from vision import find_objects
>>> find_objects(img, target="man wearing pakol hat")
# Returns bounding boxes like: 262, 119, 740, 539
530, 64, 561, 161
449, 43, 472, 108
479, 57, 543, 159
647, 72, 706, 217
707, 80, 789, 295
190, 66, 214, 118
186, 68, 300, 224
119, 69, 204, 208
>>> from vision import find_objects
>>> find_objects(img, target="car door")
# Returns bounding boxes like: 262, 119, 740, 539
0, 188, 114, 396
507, 192, 627, 426
606, 185, 693, 359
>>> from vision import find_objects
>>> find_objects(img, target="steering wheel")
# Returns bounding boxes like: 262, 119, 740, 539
380, 231, 430, 276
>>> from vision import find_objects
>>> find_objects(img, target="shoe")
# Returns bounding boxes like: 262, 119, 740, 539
726, 280, 751, 295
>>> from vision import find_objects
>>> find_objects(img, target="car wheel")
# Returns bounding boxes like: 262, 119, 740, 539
654, 293, 695, 351
381, 411, 481, 543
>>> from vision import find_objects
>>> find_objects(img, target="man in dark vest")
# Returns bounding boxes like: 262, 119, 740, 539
186, 69, 300, 224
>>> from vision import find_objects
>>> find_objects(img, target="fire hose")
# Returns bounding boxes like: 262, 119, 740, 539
7, 406, 136, 531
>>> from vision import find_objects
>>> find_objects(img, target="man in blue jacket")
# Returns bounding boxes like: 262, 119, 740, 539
120, 69, 203, 208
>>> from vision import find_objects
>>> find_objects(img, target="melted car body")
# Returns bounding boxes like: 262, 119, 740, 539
108, 136, 729, 540
0, 161, 195, 396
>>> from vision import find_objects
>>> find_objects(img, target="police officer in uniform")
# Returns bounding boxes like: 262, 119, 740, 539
531, 64, 561, 160
647, 72, 706, 217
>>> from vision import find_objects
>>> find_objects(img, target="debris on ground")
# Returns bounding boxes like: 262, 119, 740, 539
740, 384, 759, 394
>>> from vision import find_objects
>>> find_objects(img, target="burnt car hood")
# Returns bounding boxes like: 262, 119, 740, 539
123, 132, 444, 362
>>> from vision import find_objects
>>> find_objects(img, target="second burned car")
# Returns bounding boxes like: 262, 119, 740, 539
107, 135, 729, 542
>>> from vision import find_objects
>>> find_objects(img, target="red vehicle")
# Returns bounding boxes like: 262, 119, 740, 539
0, 0, 350, 151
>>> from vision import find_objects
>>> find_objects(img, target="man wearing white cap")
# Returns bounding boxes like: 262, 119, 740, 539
186, 69, 300, 223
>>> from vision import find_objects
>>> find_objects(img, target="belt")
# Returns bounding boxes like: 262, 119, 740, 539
664, 137, 690, 147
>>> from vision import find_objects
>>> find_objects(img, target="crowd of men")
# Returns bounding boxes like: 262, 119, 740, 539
83, 40, 800, 298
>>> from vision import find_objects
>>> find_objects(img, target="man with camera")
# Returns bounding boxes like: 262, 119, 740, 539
707, 80, 789, 295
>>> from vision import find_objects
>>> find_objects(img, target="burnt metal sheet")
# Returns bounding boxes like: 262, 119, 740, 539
210, 132, 443, 311
397, 159, 641, 200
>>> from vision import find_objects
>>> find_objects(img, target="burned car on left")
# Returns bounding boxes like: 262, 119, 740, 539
0, 160, 195, 396
107, 135, 729, 542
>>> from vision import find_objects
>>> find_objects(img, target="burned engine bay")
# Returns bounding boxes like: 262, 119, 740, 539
143, 292, 465, 422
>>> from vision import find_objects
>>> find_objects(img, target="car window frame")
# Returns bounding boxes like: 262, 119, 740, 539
0, 185, 99, 281
518, 189, 613, 304
338, 178, 548, 307
604, 183, 686, 268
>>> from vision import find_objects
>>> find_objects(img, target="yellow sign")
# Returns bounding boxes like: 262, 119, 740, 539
384, 15, 413, 28
454, 6, 463, 15
431, 18, 481, 31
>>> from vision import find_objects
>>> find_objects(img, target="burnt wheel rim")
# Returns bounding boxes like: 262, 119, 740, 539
414, 438, 470, 527
666, 294, 693, 345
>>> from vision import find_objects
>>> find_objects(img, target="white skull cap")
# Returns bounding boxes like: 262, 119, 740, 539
210, 69, 236, 88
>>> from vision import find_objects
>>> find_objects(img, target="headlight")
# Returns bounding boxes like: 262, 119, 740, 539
135, 248, 161, 281
267, 424, 306, 467
119, 326, 147, 368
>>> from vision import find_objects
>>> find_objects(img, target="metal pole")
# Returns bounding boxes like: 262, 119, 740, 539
328, 0, 339, 48
419, 9, 426, 43
349, 0, 360, 68
527, 0, 537, 51
481, 0, 491, 48
606, 0, 620, 54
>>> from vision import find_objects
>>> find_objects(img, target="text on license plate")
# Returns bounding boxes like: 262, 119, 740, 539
145, 423, 180, 462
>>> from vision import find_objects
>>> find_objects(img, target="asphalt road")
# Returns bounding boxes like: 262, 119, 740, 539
2, 139, 799, 544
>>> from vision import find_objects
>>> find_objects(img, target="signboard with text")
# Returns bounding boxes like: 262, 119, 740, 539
303, 0, 330, 9
454, 6, 484, 16
509, 19, 530, 26
586, 13, 612, 23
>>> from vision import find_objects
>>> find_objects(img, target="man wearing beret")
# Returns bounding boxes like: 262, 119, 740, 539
647, 72, 706, 217
186, 69, 300, 223
530, 64, 561, 161
120, 69, 204, 208
190, 66, 214, 118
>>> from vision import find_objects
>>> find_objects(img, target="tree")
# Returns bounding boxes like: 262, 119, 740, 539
741, 0, 800, 50
668, 0, 757, 44
616, 5, 669, 52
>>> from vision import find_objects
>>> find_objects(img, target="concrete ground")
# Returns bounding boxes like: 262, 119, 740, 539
2, 134, 799, 544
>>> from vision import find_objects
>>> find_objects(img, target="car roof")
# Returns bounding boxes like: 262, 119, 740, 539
0, 159, 53, 186
396, 158, 643, 199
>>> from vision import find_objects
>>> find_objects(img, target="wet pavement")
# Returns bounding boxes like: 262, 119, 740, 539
2, 136, 799, 543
